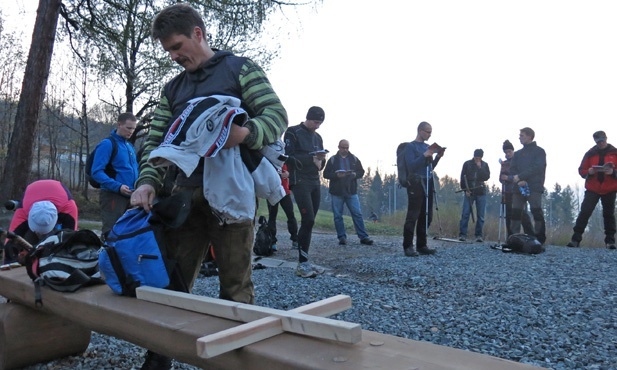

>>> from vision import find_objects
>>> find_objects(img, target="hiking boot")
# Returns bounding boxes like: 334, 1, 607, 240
271, 244, 278, 252
417, 246, 436, 255
360, 238, 374, 245
291, 241, 299, 249
566, 240, 580, 248
295, 262, 317, 278
140, 350, 172, 370
458, 236, 466, 242
309, 263, 325, 275
475, 237, 483, 243
338, 237, 347, 245
607, 243, 616, 250
404, 246, 419, 257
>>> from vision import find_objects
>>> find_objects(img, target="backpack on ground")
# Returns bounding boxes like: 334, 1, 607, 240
396, 142, 409, 188
85, 137, 118, 188
98, 208, 170, 296
22, 229, 103, 303
253, 215, 274, 257
503, 233, 544, 254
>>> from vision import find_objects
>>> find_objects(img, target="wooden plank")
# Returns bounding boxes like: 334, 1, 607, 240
196, 295, 352, 358
136, 287, 362, 344
0, 268, 548, 370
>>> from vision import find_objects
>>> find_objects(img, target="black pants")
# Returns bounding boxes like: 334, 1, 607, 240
403, 181, 433, 249
267, 194, 298, 243
571, 190, 616, 244
504, 192, 534, 236
511, 192, 546, 244
290, 181, 321, 262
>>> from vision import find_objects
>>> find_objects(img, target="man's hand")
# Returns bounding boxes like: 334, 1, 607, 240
280, 170, 289, 179
130, 184, 156, 212
588, 167, 596, 175
513, 174, 520, 183
119, 184, 133, 196
224, 124, 250, 148
436, 148, 446, 158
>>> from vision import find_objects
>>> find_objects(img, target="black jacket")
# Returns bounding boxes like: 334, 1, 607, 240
323, 153, 365, 196
509, 141, 546, 193
460, 159, 490, 196
284, 123, 325, 186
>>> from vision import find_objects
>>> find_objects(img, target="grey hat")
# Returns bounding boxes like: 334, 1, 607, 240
28, 201, 58, 235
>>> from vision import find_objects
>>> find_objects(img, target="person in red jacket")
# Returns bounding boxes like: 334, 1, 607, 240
567, 131, 617, 249
3, 179, 78, 263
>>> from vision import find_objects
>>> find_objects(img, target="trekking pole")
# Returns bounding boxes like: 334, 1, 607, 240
463, 174, 476, 223
425, 165, 430, 238
0, 228, 34, 252
432, 172, 444, 239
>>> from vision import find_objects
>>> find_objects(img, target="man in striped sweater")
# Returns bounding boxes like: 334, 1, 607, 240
130, 4, 287, 369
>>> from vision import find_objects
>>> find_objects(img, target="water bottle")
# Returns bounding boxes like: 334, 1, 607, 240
519, 184, 530, 196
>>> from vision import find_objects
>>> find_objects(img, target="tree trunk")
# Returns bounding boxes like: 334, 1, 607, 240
0, 0, 61, 200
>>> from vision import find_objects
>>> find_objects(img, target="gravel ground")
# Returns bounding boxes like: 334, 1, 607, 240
7, 229, 617, 370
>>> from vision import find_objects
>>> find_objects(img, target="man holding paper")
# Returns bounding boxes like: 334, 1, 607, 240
567, 130, 617, 249
285, 106, 328, 277
324, 139, 374, 246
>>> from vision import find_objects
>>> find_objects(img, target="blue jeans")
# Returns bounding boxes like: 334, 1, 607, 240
331, 194, 369, 240
458, 194, 486, 238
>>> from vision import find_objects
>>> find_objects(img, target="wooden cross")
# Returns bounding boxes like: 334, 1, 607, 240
136, 287, 362, 358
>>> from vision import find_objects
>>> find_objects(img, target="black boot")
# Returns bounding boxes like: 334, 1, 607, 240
417, 246, 436, 255
140, 350, 172, 370
404, 246, 419, 257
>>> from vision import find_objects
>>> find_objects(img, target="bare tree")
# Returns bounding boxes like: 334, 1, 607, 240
0, 14, 27, 175
0, 0, 61, 200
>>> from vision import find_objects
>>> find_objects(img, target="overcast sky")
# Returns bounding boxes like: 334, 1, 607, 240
5, 0, 617, 192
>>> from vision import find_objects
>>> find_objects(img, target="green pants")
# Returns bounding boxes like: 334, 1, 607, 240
164, 186, 255, 304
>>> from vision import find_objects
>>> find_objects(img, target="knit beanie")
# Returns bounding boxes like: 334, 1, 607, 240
502, 140, 514, 151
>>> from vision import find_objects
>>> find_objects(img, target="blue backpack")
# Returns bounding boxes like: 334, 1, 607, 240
98, 208, 169, 296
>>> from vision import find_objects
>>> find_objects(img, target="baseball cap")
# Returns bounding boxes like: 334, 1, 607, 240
28, 201, 58, 235
593, 131, 607, 143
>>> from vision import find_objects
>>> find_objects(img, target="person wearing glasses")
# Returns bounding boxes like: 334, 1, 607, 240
284, 106, 328, 278
567, 131, 617, 249
323, 139, 374, 246
400, 121, 444, 257
509, 127, 547, 245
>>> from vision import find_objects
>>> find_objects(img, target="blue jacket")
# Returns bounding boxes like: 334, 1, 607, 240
92, 130, 138, 193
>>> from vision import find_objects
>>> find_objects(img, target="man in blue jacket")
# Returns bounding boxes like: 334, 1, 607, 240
509, 127, 547, 244
400, 121, 444, 257
91, 112, 138, 239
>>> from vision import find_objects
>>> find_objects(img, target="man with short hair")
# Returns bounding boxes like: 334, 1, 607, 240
91, 112, 138, 239
324, 139, 373, 246
458, 149, 490, 242
509, 127, 547, 244
567, 131, 617, 249
400, 121, 444, 257
285, 106, 327, 277
130, 4, 287, 368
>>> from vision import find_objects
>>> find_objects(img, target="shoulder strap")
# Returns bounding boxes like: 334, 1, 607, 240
107, 136, 118, 164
